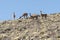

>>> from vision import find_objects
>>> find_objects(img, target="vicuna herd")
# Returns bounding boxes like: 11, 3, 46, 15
13, 11, 47, 20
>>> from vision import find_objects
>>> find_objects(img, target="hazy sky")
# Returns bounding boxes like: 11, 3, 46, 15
0, 0, 60, 20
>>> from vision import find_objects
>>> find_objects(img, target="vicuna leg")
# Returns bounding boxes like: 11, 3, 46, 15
45, 14, 47, 19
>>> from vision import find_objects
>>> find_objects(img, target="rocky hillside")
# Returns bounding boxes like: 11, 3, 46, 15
0, 13, 60, 40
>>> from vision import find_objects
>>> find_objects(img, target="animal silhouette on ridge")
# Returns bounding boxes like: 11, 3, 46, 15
13, 12, 16, 20
40, 11, 47, 19
29, 13, 40, 19
19, 13, 28, 19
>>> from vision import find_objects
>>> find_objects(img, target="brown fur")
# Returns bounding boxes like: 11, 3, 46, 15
40, 11, 47, 19
41, 14, 47, 19
29, 13, 40, 19
19, 13, 28, 19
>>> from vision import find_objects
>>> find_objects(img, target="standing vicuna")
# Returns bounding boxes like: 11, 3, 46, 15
19, 13, 28, 19
40, 11, 47, 19
29, 13, 40, 20
13, 12, 16, 20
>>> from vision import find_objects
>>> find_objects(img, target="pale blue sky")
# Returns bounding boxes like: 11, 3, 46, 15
0, 0, 60, 20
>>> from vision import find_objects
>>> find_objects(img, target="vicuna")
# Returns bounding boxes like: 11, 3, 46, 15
19, 13, 28, 19
29, 13, 40, 19
13, 12, 16, 20
40, 11, 47, 19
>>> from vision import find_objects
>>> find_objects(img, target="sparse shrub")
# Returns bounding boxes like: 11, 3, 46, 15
18, 20, 22, 22
0, 36, 2, 40
23, 27, 27, 29
31, 39, 33, 40
40, 32, 44, 35
5, 28, 11, 31
57, 36, 60, 38
19, 29, 22, 31
2, 21, 6, 25
18, 38, 21, 40
46, 36, 50, 38
19, 27, 27, 31
57, 29, 60, 31
23, 36, 26, 39
1, 31, 5, 33
35, 36, 39, 38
